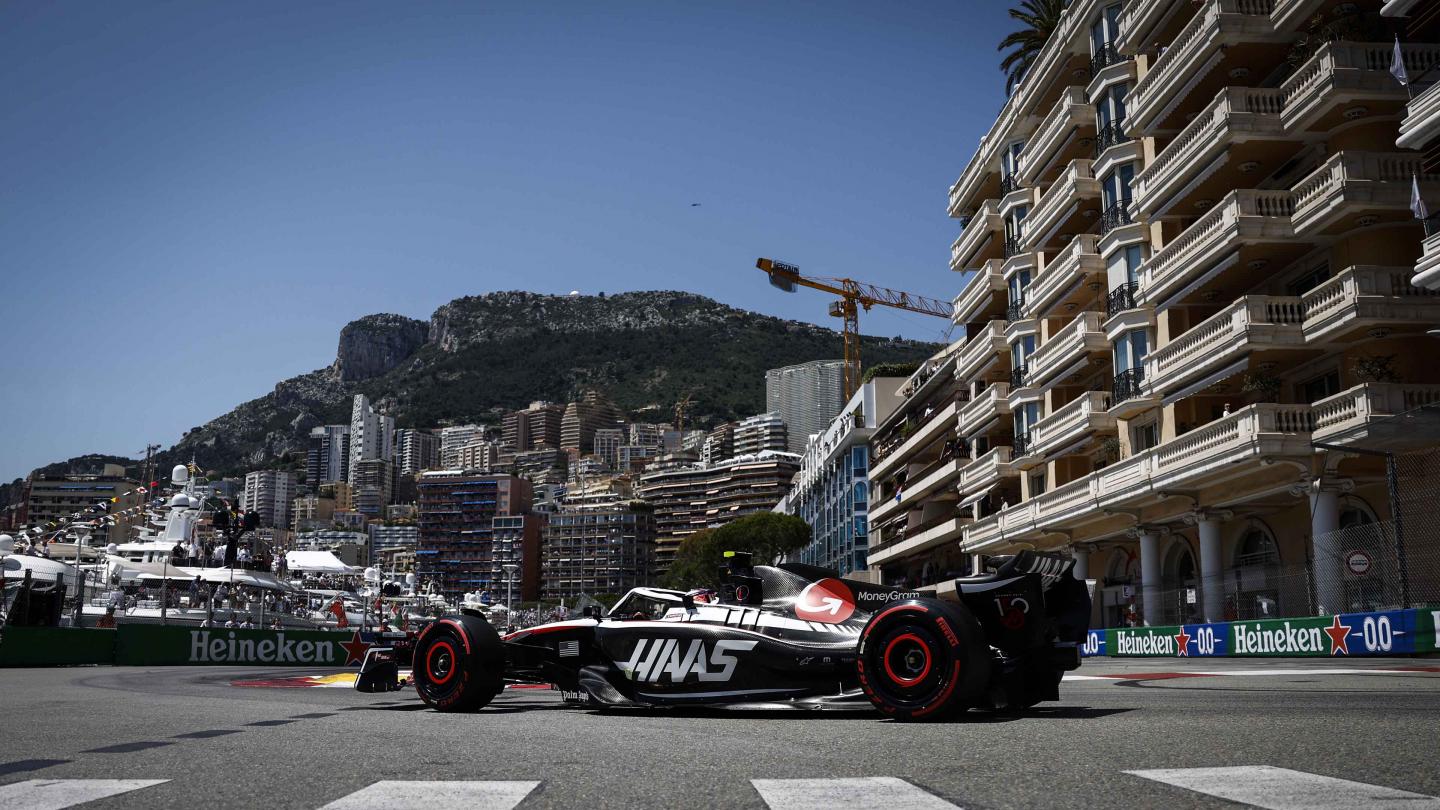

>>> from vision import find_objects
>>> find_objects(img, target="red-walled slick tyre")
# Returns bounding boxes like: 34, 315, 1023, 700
412, 617, 504, 712
857, 599, 991, 721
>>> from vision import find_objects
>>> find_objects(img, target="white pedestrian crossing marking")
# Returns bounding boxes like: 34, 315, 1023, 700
1126, 765, 1440, 809
316, 780, 540, 810
0, 779, 169, 810
751, 777, 960, 809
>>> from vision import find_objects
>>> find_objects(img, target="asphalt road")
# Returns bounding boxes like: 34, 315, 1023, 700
1, 658, 1438, 809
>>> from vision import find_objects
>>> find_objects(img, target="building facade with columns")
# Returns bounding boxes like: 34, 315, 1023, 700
868, 0, 1440, 628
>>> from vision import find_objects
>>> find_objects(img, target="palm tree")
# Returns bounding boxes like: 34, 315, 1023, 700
998, 0, 1069, 95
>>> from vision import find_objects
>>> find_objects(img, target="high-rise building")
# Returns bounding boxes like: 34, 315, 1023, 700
781, 379, 905, 576
733, 412, 788, 457
351, 458, 394, 517
561, 391, 624, 459
492, 514, 546, 602
869, 0, 1440, 627
628, 422, 670, 447
455, 439, 505, 472
514, 448, 568, 485
636, 451, 800, 573
24, 465, 142, 547
502, 402, 564, 452
439, 424, 486, 469
395, 429, 440, 476
242, 469, 298, 529
416, 472, 533, 599
702, 422, 735, 466
592, 428, 626, 468
542, 501, 656, 599
306, 425, 350, 488
291, 494, 336, 532
617, 444, 659, 473
766, 360, 846, 454
348, 394, 394, 488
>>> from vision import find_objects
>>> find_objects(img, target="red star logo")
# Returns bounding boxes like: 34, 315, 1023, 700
1174, 627, 1192, 656
340, 630, 371, 667
1324, 615, 1351, 656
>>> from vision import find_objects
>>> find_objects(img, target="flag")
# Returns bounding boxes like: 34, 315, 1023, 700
329, 599, 349, 628
1391, 37, 1409, 87
1414, 174, 1429, 221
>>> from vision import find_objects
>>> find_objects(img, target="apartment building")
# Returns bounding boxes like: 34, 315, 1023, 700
350, 458, 394, 516
25, 465, 143, 547
733, 412, 789, 456
702, 423, 735, 466
492, 513, 546, 602
1392, 2, 1440, 289
541, 501, 657, 599
395, 428, 440, 476
439, 424, 487, 468
348, 394, 394, 487
593, 427, 626, 468
781, 379, 905, 576
502, 402, 564, 452
242, 469, 297, 529
637, 451, 800, 573
874, 0, 1440, 627
415, 472, 533, 599
766, 360, 846, 454
560, 391, 625, 460
306, 425, 350, 487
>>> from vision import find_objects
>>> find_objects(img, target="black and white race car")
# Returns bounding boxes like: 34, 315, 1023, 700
356, 550, 1090, 720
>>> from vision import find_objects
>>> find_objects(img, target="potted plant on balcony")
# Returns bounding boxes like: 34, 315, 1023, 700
1098, 436, 1121, 467
1353, 354, 1400, 384
1240, 372, 1282, 401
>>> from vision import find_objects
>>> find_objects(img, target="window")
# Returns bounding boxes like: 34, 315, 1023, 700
1009, 267, 1032, 301
1106, 243, 1144, 291
852, 480, 868, 508
1113, 328, 1148, 372
1301, 370, 1341, 403
1030, 470, 1047, 497
851, 446, 868, 473
1005, 207, 1028, 241
1090, 3, 1122, 54
1013, 401, 1041, 437
1132, 419, 1159, 452
1102, 163, 1136, 210
1011, 334, 1036, 366
1096, 83, 1128, 130
1001, 141, 1025, 188
1287, 263, 1331, 297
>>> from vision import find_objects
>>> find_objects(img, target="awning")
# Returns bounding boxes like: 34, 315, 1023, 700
1161, 356, 1250, 407
286, 550, 358, 574
958, 487, 992, 510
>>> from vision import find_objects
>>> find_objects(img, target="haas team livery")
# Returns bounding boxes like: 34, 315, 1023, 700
356, 550, 1090, 720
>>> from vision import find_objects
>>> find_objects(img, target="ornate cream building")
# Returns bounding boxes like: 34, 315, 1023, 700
867, 0, 1440, 628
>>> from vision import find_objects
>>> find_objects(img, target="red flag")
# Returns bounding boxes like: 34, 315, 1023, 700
329, 600, 349, 629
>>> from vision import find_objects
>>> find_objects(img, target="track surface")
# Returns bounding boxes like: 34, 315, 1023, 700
1, 658, 1437, 808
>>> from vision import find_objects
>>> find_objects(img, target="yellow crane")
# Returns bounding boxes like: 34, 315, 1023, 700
756, 257, 953, 399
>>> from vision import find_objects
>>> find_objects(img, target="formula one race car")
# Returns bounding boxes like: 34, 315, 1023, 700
356, 550, 1090, 720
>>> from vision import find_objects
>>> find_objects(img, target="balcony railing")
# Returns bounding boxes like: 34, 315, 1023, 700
1092, 121, 1131, 160
1006, 295, 1025, 323
1003, 235, 1023, 259
950, 199, 1002, 271
1022, 159, 1098, 251
1010, 363, 1029, 389
1012, 431, 1033, 459
1313, 383, 1440, 443
1112, 367, 1145, 404
957, 382, 1011, 437
1024, 233, 1102, 319
1137, 189, 1296, 305
1285, 43, 1440, 133
1106, 281, 1139, 316
1000, 174, 1021, 195
1145, 295, 1305, 395
1021, 87, 1091, 184
1089, 43, 1123, 77
1291, 151, 1440, 235
954, 319, 1008, 381
951, 260, 1007, 326
1099, 200, 1132, 235
1028, 391, 1116, 461
1026, 310, 1108, 388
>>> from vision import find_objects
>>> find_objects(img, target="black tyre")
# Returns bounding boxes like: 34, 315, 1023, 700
857, 599, 991, 721
412, 617, 504, 712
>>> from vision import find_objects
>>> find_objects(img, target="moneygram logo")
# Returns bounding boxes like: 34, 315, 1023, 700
189, 630, 338, 664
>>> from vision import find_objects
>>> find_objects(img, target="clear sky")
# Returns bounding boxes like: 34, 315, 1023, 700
0, 0, 1017, 481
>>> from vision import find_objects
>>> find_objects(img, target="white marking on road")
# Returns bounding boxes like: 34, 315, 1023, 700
1126, 765, 1440, 809
317, 780, 539, 810
0, 779, 169, 810
752, 777, 960, 809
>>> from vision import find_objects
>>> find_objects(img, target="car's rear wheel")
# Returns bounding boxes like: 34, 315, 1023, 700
857, 599, 990, 721
412, 617, 504, 712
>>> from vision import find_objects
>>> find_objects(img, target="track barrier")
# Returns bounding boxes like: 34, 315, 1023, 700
1082, 608, 1440, 657
1, 625, 373, 667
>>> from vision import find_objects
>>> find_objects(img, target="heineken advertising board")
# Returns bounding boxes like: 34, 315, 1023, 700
1081, 608, 1440, 658
114, 625, 375, 667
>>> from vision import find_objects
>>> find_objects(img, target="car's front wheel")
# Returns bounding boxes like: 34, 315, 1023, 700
857, 599, 990, 721
412, 617, 504, 712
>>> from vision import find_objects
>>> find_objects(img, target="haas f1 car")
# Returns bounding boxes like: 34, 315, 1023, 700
357, 550, 1090, 720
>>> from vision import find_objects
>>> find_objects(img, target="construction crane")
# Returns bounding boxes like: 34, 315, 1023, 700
756, 258, 953, 399
674, 391, 695, 434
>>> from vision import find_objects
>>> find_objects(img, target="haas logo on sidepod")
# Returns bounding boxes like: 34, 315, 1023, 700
620, 639, 759, 684
795, 578, 857, 624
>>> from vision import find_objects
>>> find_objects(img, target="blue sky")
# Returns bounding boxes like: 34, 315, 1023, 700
0, 1, 1016, 481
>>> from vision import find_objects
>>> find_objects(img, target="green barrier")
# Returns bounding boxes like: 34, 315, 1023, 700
0, 626, 117, 667
115, 624, 370, 667
1086, 608, 1440, 657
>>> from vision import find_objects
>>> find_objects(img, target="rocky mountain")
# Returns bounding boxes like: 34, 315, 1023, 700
123, 291, 939, 480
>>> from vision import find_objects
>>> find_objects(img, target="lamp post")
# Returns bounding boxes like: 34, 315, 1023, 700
503, 563, 519, 616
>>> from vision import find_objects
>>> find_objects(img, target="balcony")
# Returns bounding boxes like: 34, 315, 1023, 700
870, 449, 966, 527
1144, 295, 1305, 396
1020, 88, 1094, 185
1092, 121, 1131, 160
1002, 235, 1024, 259
1312, 383, 1440, 445
1417, 229, 1440, 292
1136, 189, 1295, 307
1284, 43, 1440, 134
1127, 0, 1285, 135
1024, 234, 1102, 320
1106, 281, 1139, 317
1098, 200, 1133, 236
1022, 159, 1101, 251
870, 396, 964, 483
957, 382, 1012, 437
1025, 311, 1109, 390
1291, 151, 1440, 237
1089, 43, 1124, 78
958, 446, 1017, 498
954, 320, 1009, 382
1131, 87, 1284, 218
1302, 265, 1440, 343
950, 200, 1003, 271
1028, 391, 1118, 462
965, 403, 1315, 553
1009, 364, 1029, 389
1398, 77, 1440, 151
952, 260, 1008, 326
866, 515, 967, 568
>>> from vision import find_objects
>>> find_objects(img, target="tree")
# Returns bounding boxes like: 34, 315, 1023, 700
662, 512, 812, 590
997, 0, 1068, 94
